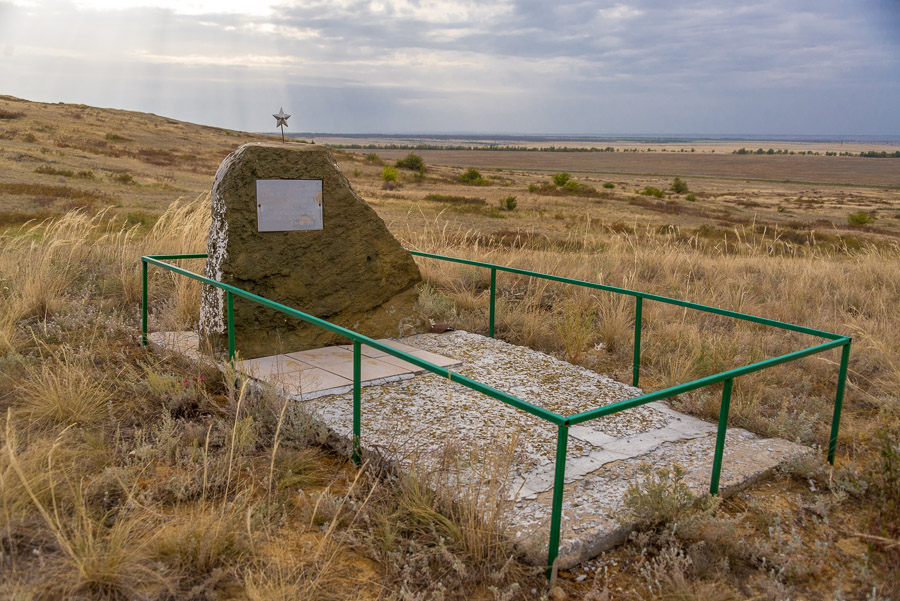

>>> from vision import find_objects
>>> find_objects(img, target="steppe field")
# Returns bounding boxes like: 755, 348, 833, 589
1, 95, 898, 600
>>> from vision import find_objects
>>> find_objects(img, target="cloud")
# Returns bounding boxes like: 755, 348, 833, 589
0, 0, 897, 133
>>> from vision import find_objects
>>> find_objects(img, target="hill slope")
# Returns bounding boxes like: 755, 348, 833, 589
0, 95, 280, 223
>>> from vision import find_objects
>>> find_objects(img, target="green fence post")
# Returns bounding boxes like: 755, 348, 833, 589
710, 378, 733, 495
353, 340, 362, 465
828, 341, 851, 465
226, 291, 235, 363
632, 297, 642, 387
141, 259, 148, 346
489, 267, 497, 338
546, 423, 569, 581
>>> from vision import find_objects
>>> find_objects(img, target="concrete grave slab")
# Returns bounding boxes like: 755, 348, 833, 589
150, 329, 811, 570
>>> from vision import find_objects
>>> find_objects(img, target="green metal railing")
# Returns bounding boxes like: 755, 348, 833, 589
141, 251, 851, 579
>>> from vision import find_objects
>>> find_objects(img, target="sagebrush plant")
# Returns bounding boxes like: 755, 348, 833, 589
619, 464, 698, 530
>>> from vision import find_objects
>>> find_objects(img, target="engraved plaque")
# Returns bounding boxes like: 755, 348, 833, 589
256, 179, 323, 232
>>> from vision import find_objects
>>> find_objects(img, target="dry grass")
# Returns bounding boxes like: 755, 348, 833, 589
16, 349, 113, 427
1, 95, 899, 599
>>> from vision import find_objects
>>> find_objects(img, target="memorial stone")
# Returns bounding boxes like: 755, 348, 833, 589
199, 142, 427, 358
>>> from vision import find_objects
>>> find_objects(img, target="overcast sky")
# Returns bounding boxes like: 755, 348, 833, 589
1, 0, 898, 135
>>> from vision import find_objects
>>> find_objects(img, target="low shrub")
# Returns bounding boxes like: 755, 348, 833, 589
847, 210, 874, 226
671, 177, 689, 193
364, 152, 382, 163
381, 166, 398, 183
641, 186, 664, 198
603, 182, 615, 189
396, 152, 425, 172
552, 172, 571, 187
685, 193, 697, 202
110, 171, 135, 185
424, 193, 485, 205
459, 167, 488, 185
35, 165, 75, 177
500, 196, 517, 211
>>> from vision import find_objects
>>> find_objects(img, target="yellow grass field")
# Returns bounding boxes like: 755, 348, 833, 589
1, 95, 898, 600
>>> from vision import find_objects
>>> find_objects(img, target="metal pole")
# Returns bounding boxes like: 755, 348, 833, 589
489, 267, 496, 338
710, 378, 733, 495
226, 291, 235, 363
353, 340, 362, 465
141, 259, 148, 346
632, 297, 642, 387
546, 423, 569, 581
827, 341, 851, 465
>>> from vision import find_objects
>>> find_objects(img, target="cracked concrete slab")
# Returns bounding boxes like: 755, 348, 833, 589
150, 329, 811, 570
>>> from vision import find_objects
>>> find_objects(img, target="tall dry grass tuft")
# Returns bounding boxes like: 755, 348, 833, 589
16, 349, 113, 427
4, 418, 162, 599
139, 195, 210, 328
0, 211, 97, 322
0, 197, 209, 353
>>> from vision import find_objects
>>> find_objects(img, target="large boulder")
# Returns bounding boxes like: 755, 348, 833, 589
199, 142, 427, 358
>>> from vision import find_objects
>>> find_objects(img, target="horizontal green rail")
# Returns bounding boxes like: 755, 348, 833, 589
140, 255, 563, 426
408, 250, 843, 341
567, 336, 849, 425
141, 249, 851, 581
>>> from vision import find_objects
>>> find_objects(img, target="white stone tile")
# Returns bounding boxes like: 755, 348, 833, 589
238, 354, 313, 380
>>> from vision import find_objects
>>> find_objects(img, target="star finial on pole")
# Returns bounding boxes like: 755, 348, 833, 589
273, 107, 290, 143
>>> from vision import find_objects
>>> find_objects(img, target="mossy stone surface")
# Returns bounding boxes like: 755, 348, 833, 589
199, 143, 426, 358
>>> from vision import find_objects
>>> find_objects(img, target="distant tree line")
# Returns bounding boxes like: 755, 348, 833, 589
732, 147, 900, 158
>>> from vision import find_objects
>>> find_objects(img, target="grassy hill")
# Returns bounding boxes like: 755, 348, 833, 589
0, 96, 898, 600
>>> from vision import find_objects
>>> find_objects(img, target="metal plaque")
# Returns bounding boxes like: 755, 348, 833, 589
256, 179, 323, 232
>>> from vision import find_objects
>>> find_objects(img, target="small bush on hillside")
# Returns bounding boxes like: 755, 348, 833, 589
685, 193, 697, 202
381, 166, 398, 182
35, 165, 75, 177
552, 172, 571, 187
847, 210, 874, 226
364, 152, 382, 163
641, 186, 664, 198
110, 171, 135, 185
603, 182, 615, 189
424, 194, 486, 205
459, 167, 488, 185
396, 152, 425, 172
500, 196, 517, 211
671, 177, 689, 193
